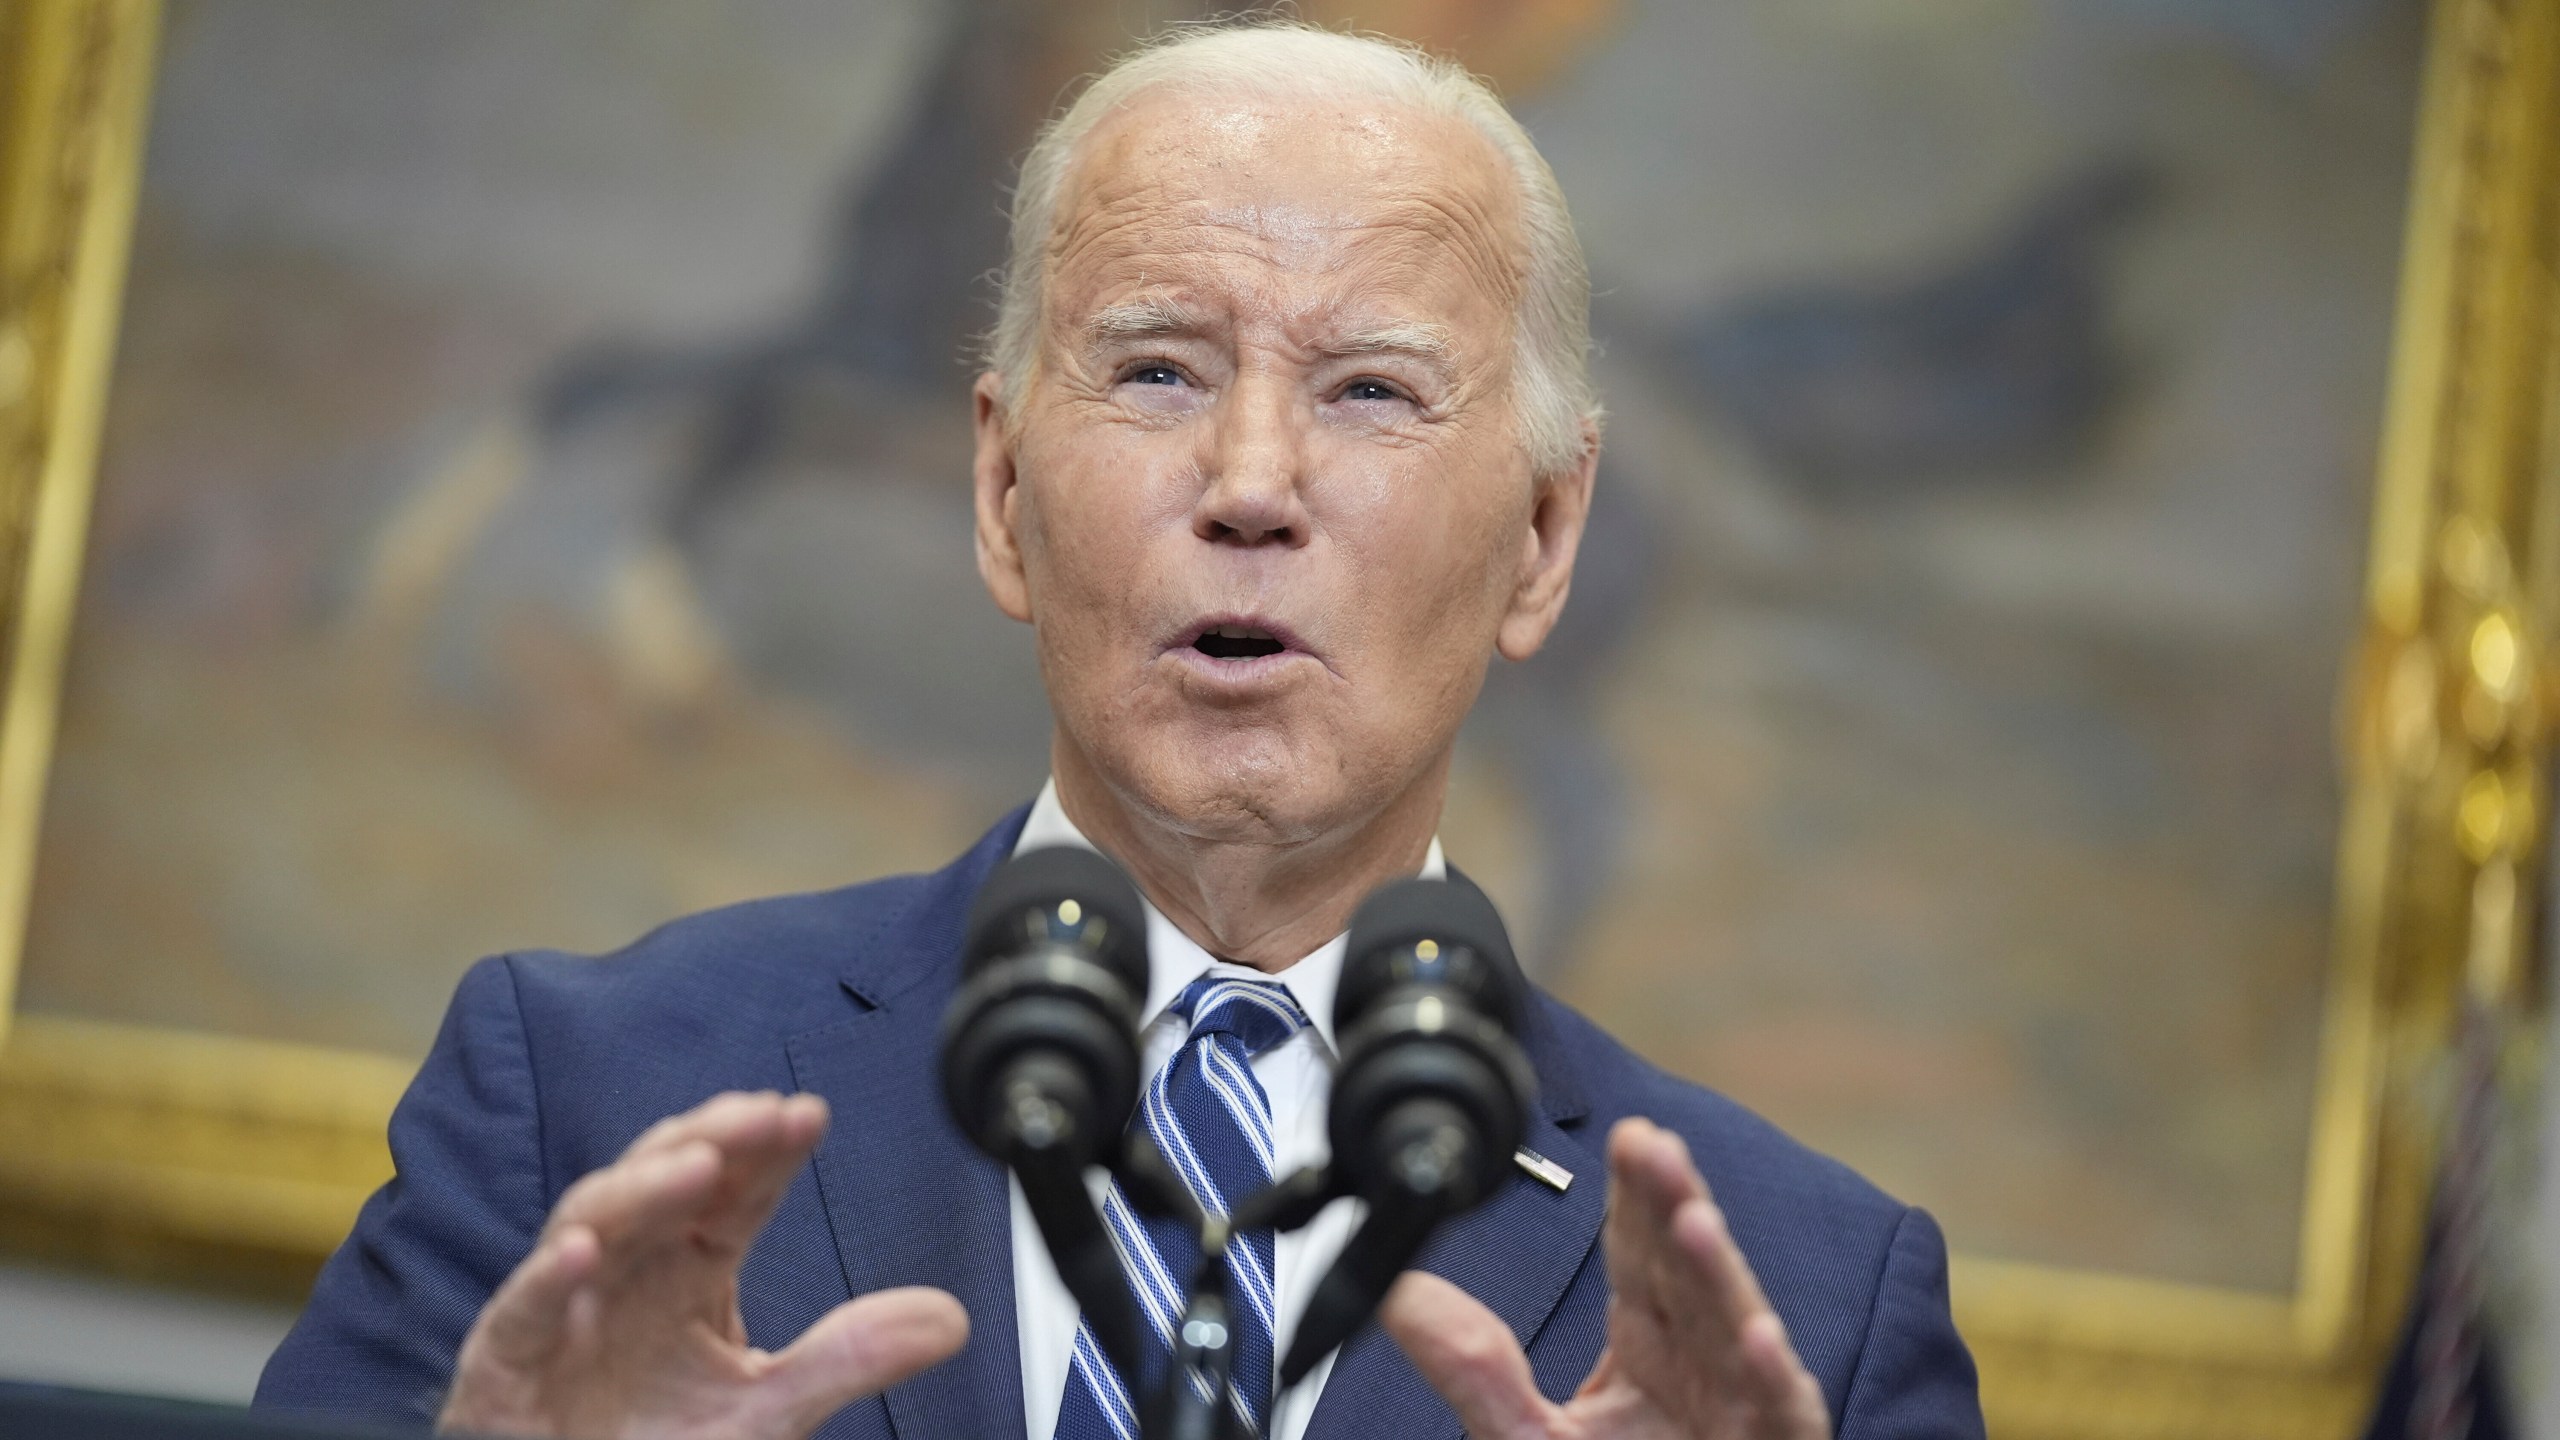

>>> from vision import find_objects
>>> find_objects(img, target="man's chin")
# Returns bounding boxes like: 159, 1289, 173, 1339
1101, 742, 1344, 847
1145, 774, 1330, 846
1060, 694, 1400, 846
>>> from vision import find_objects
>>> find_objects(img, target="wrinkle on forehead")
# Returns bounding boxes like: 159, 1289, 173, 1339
1040, 89, 1527, 341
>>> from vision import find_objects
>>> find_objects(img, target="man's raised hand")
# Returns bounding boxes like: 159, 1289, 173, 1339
439, 1091, 967, 1439
1382, 1117, 1830, 1440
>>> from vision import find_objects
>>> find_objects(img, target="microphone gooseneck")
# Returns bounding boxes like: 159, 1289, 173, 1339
1278, 875, 1537, 1387
940, 844, 1153, 1379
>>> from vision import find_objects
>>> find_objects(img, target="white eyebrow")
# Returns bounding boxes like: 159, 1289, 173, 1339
1082, 298, 1215, 344
1321, 321, 1457, 367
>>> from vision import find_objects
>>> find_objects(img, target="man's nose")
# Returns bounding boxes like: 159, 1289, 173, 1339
1191, 375, 1312, 548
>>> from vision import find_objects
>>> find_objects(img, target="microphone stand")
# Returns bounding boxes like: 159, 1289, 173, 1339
1108, 1134, 1349, 1440
997, 1066, 1148, 1384
1019, 1097, 1487, 1439
1157, 1235, 1239, 1440
999, 1109, 1338, 1440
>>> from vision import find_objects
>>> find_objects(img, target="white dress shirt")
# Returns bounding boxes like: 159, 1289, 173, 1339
1008, 780, 1446, 1440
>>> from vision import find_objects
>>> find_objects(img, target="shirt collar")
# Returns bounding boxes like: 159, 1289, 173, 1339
1013, 778, 1445, 1056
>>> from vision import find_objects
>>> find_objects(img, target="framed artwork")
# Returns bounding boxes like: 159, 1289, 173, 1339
0, 1, 2553, 1434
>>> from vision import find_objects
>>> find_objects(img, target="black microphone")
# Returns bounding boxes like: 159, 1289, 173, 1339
940, 844, 1153, 1378
1277, 875, 1537, 1386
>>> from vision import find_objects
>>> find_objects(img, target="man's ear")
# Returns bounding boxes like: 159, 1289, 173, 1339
1495, 422, 1599, 662
973, 371, 1034, 625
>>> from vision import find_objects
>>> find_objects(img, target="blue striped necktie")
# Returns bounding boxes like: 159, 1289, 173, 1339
1052, 974, 1309, 1440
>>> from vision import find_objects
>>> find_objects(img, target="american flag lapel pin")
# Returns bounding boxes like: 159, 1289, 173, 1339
1514, 1146, 1574, 1193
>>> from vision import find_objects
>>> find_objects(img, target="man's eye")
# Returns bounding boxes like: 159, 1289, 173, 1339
1342, 379, 1405, 403
1124, 364, 1185, 387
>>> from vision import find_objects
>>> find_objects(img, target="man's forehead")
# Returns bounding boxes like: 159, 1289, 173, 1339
1046, 89, 1524, 317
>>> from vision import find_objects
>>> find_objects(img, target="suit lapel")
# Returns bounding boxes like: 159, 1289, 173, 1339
788, 815, 1030, 1440
1303, 1001, 1606, 1440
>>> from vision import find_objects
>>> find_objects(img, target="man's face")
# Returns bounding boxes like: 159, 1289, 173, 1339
975, 89, 1588, 846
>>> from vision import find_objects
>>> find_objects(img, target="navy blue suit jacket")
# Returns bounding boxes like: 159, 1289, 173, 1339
257, 810, 1983, 1438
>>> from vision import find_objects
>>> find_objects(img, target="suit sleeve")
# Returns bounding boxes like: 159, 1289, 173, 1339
254, 956, 550, 1424
1833, 1207, 1986, 1440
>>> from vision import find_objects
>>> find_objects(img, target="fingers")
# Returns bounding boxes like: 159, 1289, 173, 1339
550, 1136, 725, 1253
1739, 1311, 1832, 1439
1674, 1209, 1824, 1433
1605, 1119, 1767, 1333
556, 1092, 830, 1262
689, 1093, 831, 1256
1602, 1118, 1701, 1338
763, 1286, 970, 1435
620, 1090, 828, 1167
468, 1221, 602, 1368
1603, 1118, 1826, 1435
1380, 1272, 1554, 1440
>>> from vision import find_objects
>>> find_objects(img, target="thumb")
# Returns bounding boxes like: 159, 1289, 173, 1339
1380, 1272, 1554, 1440
762, 1286, 969, 1436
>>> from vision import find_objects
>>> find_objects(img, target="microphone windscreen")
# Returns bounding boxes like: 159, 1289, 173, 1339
961, 845, 1151, 994
1336, 875, 1525, 1032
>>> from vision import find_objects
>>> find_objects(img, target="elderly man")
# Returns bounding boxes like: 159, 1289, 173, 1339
257, 22, 1980, 1440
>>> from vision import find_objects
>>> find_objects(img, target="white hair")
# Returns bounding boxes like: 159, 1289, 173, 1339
986, 19, 1602, 477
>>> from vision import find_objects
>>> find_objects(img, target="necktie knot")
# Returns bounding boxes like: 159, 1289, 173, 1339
1169, 975, 1308, 1057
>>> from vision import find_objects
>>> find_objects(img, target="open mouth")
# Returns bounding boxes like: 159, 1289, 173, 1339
1191, 624, 1288, 661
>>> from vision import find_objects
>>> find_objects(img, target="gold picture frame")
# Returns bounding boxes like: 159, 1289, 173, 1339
0, 0, 2553, 1433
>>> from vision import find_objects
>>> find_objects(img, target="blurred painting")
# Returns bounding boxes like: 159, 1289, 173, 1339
15, 0, 2422, 1298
